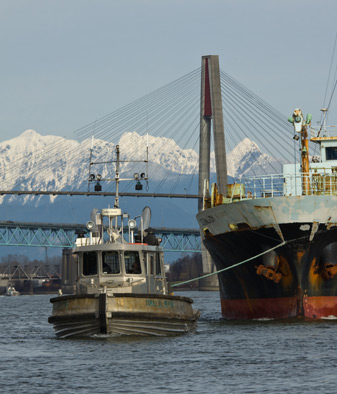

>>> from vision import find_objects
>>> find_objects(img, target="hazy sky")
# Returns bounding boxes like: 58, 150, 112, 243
1, 0, 337, 142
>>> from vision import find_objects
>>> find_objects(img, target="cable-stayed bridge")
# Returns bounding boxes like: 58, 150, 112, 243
0, 55, 296, 274
0, 57, 294, 200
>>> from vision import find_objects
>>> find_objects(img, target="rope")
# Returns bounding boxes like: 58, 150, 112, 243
170, 240, 286, 288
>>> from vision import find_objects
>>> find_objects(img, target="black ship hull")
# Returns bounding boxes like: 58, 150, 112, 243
197, 196, 337, 319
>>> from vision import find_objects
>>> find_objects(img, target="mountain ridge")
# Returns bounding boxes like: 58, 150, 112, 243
0, 129, 280, 226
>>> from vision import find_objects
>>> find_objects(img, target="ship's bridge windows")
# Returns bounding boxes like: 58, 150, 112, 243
125, 251, 142, 274
82, 251, 98, 276
102, 251, 120, 275
325, 147, 337, 161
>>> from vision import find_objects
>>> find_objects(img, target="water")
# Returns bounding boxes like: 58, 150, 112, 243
1, 291, 337, 394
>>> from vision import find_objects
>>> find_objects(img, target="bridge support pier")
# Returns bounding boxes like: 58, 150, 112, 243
61, 248, 77, 294
198, 55, 227, 291
199, 246, 219, 291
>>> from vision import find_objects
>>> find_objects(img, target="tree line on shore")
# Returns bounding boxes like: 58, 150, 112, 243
0, 254, 61, 278
167, 253, 202, 288
0, 252, 203, 286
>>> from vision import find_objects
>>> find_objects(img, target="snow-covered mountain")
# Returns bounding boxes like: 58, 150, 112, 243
0, 130, 209, 201
0, 130, 282, 197
0, 130, 280, 227
226, 138, 281, 178
119, 132, 204, 176
0, 130, 96, 203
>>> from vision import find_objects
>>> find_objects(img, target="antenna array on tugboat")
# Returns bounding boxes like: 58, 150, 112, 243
87, 144, 149, 202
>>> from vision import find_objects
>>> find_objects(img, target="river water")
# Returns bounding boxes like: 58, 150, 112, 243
1, 291, 337, 393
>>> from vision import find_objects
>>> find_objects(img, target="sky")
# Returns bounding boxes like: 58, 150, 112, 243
1, 0, 337, 143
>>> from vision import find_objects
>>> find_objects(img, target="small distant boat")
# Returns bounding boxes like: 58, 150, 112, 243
5, 285, 20, 296
48, 145, 200, 338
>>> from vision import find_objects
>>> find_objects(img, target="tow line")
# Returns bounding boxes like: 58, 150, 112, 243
170, 241, 287, 288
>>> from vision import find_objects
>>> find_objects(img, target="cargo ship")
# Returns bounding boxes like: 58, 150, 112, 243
197, 107, 337, 319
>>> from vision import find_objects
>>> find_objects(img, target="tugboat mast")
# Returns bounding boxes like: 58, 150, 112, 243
114, 145, 120, 208
87, 144, 149, 207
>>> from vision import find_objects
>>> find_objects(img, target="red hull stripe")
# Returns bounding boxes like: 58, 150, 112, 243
221, 297, 337, 319
304, 296, 337, 319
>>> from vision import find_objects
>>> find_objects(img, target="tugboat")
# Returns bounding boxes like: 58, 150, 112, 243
48, 145, 200, 338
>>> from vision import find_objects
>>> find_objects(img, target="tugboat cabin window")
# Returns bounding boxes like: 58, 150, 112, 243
82, 252, 98, 276
149, 253, 161, 275
150, 253, 161, 276
149, 255, 154, 274
156, 253, 162, 275
326, 147, 337, 160
102, 251, 120, 274
125, 251, 141, 274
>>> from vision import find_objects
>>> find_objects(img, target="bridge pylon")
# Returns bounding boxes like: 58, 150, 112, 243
198, 55, 227, 290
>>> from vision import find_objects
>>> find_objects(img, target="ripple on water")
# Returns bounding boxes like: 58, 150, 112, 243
2, 292, 337, 393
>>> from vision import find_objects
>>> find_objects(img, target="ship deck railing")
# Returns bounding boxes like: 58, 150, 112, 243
229, 172, 337, 201
310, 125, 337, 138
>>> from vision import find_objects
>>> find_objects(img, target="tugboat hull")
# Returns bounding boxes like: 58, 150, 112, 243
49, 293, 200, 338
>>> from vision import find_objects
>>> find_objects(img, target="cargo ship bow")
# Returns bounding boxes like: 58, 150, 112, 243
197, 108, 337, 319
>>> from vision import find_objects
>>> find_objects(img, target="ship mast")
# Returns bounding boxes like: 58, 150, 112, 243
288, 108, 312, 195
300, 112, 310, 196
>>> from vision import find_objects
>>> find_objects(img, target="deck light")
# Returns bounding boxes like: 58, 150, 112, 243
86, 221, 95, 231
129, 219, 136, 229
94, 182, 102, 191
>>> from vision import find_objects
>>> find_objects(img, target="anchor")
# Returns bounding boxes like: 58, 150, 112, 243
256, 265, 282, 283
